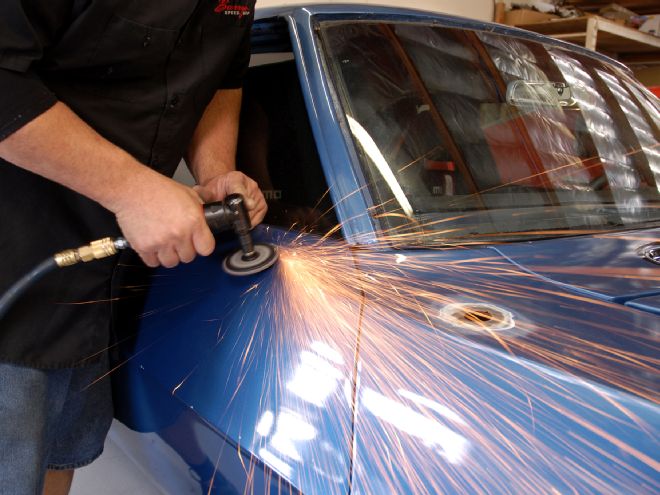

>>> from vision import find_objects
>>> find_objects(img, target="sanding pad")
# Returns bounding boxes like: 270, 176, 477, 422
222, 243, 279, 276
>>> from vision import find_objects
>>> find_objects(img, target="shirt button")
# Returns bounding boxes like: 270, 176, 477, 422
169, 95, 179, 108
143, 33, 152, 48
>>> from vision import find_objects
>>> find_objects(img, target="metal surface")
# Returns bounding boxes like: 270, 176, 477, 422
116, 227, 660, 494
116, 227, 358, 494
54, 237, 120, 267
492, 230, 660, 307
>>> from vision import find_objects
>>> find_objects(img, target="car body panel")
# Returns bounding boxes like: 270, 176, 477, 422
627, 294, 660, 315
349, 244, 659, 494
117, 227, 359, 494
491, 229, 660, 305
118, 228, 660, 494
351, 327, 659, 494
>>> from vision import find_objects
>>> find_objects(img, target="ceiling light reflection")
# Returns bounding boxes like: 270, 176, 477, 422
362, 388, 470, 464
287, 350, 343, 407
259, 448, 293, 478
347, 115, 414, 217
256, 410, 274, 437
270, 409, 317, 462
398, 389, 467, 426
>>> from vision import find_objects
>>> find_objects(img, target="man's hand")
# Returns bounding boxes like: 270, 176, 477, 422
194, 170, 267, 226
112, 169, 215, 268
186, 90, 267, 226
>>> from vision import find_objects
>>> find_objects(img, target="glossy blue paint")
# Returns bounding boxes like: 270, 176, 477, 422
627, 294, 660, 315
114, 5, 660, 495
117, 229, 659, 493
116, 227, 357, 494
490, 228, 660, 307
351, 318, 659, 494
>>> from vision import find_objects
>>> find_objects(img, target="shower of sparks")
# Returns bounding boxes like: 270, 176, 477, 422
74, 145, 660, 495
205, 224, 659, 495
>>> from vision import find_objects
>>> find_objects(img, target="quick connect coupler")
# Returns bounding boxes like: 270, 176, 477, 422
54, 237, 129, 267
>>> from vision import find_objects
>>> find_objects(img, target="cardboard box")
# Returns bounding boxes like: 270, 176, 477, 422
599, 3, 637, 23
639, 16, 660, 37
505, 9, 559, 25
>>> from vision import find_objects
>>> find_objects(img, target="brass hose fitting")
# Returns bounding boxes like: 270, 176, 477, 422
54, 237, 124, 267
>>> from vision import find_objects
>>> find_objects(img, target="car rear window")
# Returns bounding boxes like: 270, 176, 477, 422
320, 21, 660, 243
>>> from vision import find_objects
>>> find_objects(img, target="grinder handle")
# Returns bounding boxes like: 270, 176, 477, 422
203, 201, 235, 234
202, 194, 252, 235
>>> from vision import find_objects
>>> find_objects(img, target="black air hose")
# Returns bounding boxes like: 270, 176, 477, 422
0, 237, 128, 322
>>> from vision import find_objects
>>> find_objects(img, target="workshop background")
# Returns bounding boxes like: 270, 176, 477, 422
69, 1, 659, 494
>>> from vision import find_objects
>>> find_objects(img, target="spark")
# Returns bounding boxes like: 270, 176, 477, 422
85, 143, 660, 494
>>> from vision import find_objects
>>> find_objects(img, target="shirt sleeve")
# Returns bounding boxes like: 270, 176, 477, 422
0, 1, 72, 141
219, 28, 251, 90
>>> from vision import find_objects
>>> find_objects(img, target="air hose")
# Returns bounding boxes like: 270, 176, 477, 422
0, 237, 129, 321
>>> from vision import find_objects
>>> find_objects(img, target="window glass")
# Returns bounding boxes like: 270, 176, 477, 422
237, 60, 338, 235
320, 21, 660, 243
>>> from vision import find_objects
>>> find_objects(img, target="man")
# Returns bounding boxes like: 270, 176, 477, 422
0, 1, 264, 494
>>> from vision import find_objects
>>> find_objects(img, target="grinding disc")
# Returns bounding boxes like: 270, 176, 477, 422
223, 243, 279, 276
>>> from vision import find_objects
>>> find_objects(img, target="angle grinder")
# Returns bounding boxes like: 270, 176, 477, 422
203, 194, 279, 276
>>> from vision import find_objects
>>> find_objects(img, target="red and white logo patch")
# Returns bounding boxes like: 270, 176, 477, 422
214, 0, 251, 18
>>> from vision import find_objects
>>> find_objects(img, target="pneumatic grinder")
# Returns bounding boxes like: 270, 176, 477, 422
203, 193, 278, 276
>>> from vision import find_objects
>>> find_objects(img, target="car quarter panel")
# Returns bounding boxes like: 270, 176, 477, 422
350, 245, 659, 495
116, 228, 361, 494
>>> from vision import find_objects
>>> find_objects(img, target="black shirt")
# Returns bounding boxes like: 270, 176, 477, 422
0, 0, 255, 368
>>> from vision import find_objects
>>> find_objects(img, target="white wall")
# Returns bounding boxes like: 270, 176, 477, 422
256, 0, 494, 22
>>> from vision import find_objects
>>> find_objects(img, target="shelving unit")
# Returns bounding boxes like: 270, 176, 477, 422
513, 15, 660, 65
564, 0, 660, 16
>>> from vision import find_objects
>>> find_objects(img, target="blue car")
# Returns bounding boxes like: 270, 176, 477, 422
112, 4, 660, 494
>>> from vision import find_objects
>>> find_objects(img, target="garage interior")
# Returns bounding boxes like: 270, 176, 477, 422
74, 1, 659, 493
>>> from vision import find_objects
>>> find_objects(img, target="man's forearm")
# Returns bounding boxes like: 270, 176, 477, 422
0, 101, 161, 213
186, 88, 267, 225
187, 88, 242, 184
0, 101, 219, 268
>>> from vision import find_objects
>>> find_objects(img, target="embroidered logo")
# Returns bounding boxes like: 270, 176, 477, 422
214, 0, 251, 18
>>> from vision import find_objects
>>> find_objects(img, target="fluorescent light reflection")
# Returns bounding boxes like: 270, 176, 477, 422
256, 410, 274, 437
258, 448, 292, 478
347, 115, 414, 217
311, 340, 345, 365
287, 350, 343, 407
398, 389, 467, 426
256, 343, 471, 488
362, 388, 470, 464
270, 409, 317, 462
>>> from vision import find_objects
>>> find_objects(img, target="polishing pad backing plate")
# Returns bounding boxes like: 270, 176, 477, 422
223, 243, 278, 276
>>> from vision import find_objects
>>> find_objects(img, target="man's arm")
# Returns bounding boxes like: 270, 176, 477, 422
0, 102, 215, 268
187, 88, 267, 225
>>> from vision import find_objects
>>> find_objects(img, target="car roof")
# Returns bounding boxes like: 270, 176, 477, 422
253, 3, 631, 72
255, 0, 494, 21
